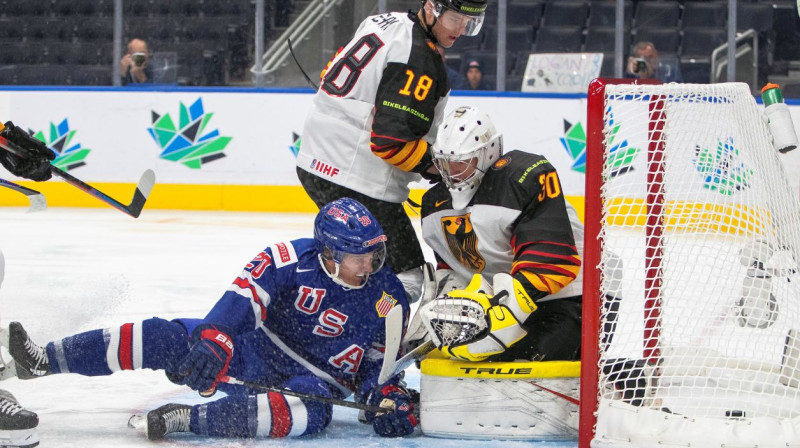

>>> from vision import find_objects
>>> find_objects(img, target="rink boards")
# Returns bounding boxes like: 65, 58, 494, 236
1, 87, 797, 215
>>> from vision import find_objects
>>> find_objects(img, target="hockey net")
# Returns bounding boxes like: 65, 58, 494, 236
580, 80, 800, 447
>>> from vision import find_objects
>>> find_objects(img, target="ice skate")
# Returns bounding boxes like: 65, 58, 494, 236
129, 404, 191, 440
0, 389, 38, 448
7, 323, 49, 380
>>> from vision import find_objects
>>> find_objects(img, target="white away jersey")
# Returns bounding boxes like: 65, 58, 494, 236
297, 11, 450, 202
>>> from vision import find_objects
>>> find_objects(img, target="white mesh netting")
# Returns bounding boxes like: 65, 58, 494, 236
589, 82, 800, 447
421, 297, 488, 347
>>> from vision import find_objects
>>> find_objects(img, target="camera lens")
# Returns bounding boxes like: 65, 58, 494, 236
132, 53, 146, 66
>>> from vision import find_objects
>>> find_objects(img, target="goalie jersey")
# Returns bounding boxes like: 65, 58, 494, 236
421, 150, 584, 303
202, 238, 409, 396
296, 11, 450, 203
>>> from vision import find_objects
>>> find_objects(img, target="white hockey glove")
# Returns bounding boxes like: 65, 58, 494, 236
401, 264, 465, 352
423, 273, 537, 362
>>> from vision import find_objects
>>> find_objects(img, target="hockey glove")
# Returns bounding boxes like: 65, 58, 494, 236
364, 384, 419, 437
402, 265, 464, 352
433, 274, 537, 361
178, 324, 234, 395
0, 121, 55, 181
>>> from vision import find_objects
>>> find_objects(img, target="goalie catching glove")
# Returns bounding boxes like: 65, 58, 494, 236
422, 273, 537, 361
178, 324, 234, 396
0, 121, 55, 181
401, 263, 464, 352
363, 383, 419, 437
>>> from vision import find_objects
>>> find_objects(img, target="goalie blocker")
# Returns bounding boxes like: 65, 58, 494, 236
419, 351, 580, 440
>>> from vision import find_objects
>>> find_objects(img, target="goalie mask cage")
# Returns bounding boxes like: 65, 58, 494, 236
579, 79, 800, 448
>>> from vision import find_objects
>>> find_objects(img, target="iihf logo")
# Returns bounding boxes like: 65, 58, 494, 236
310, 159, 340, 177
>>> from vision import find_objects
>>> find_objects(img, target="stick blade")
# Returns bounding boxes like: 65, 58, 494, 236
26, 192, 46, 213
384, 340, 435, 382
0, 178, 46, 213
127, 169, 156, 218
378, 305, 404, 384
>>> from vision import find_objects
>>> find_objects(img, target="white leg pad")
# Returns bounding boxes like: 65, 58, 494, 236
780, 329, 800, 388
419, 356, 580, 440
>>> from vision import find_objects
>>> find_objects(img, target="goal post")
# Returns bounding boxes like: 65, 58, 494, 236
580, 79, 800, 447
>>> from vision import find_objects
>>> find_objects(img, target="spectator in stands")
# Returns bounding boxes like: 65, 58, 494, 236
464, 59, 492, 90
626, 41, 682, 83
120, 38, 152, 85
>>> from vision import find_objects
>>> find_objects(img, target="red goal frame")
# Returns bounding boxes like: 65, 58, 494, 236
579, 77, 663, 448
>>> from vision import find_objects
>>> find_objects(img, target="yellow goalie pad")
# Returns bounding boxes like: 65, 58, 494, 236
421, 350, 580, 378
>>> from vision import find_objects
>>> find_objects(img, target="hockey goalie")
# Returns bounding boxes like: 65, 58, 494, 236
401, 106, 587, 440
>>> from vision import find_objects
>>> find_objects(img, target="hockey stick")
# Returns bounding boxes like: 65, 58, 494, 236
0, 178, 46, 213
222, 376, 391, 415
288, 38, 319, 90
49, 164, 155, 219
378, 305, 404, 384
382, 340, 435, 381
0, 134, 155, 218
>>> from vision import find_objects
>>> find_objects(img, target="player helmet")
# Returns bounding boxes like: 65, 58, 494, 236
314, 198, 387, 289
432, 106, 503, 191
427, 0, 486, 36
434, 0, 487, 16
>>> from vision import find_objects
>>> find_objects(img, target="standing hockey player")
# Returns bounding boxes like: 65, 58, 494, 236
413, 106, 584, 362
0, 121, 56, 448
296, 0, 488, 303
1, 198, 418, 440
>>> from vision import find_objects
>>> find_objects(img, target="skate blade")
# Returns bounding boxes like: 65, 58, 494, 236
0, 427, 39, 448
0, 360, 17, 381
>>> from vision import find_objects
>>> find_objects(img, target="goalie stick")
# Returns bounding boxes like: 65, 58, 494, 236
378, 305, 403, 384
0, 131, 155, 218
379, 263, 436, 383
221, 376, 392, 415
0, 178, 46, 213
381, 340, 436, 381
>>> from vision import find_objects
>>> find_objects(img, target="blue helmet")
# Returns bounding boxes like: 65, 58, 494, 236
314, 198, 387, 286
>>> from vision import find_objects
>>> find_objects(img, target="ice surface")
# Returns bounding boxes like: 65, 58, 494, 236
0, 208, 577, 447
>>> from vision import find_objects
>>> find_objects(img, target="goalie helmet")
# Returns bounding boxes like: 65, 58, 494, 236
432, 106, 503, 192
314, 198, 387, 288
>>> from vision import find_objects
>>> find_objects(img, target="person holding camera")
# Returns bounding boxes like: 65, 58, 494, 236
120, 38, 152, 85
626, 41, 682, 83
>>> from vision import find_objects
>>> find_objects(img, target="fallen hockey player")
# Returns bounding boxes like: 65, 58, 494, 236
0, 198, 418, 440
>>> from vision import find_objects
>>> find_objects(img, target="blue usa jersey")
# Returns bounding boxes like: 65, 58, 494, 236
202, 238, 408, 397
